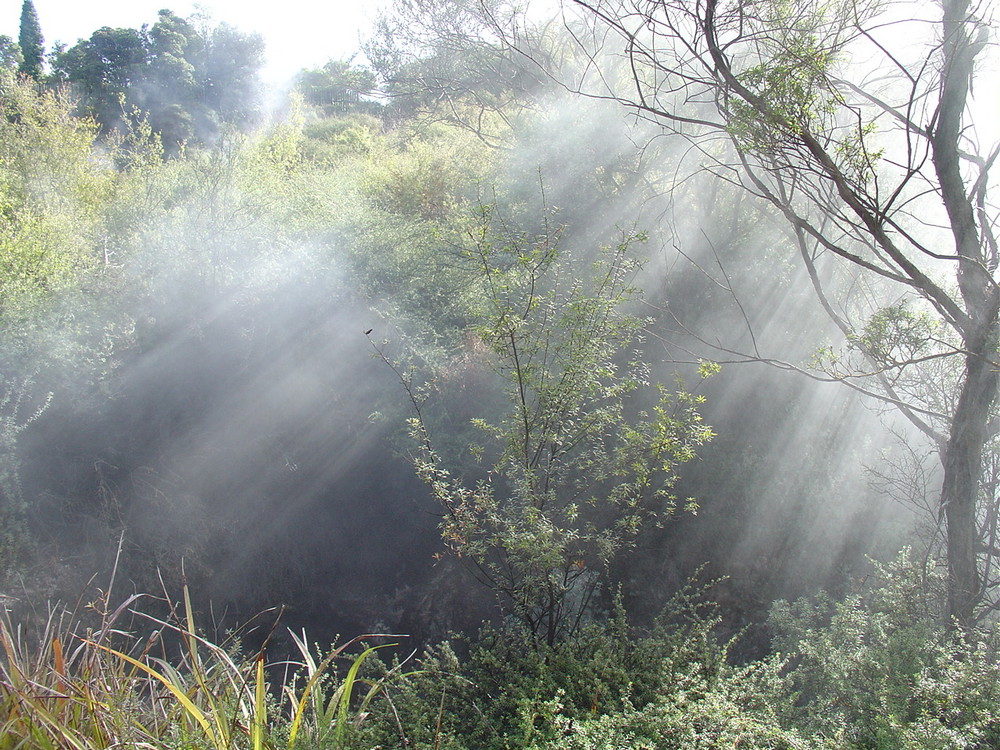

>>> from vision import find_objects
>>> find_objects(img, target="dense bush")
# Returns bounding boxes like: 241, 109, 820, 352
349, 553, 1000, 750
771, 551, 1000, 749
351, 585, 789, 750
2, 9, 999, 749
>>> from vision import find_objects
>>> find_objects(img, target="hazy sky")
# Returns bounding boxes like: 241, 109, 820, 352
4, 0, 385, 86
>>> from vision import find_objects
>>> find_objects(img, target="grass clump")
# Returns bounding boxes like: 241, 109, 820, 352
0, 578, 402, 750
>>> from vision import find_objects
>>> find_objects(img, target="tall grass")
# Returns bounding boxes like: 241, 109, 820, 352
0, 575, 404, 750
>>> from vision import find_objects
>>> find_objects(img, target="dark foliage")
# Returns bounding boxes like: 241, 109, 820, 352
296, 59, 382, 117
16, 0, 43, 79
50, 10, 264, 154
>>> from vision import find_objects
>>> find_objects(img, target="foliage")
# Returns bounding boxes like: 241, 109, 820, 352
0, 12, 998, 748
0, 378, 49, 573
3, 545, 996, 750
351, 551, 1000, 750
359, 585, 718, 749
563, 0, 1000, 626
724, 1, 849, 160
300, 113, 381, 161
195, 21, 266, 131
813, 298, 959, 437
537, 662, 815, 750
0, 76, 110, 327
49, 26, 147, 127
0, 75, 137, 573
389, 203, 713, 645
0, 36, 21, 73
364, 0, 544, 138
336, 118, 497, 349
848, 303, 942, 369
50, 10, 264, 153
0, 72, 310, 593
296, 59, 381, 117
771, 550, 1000, 749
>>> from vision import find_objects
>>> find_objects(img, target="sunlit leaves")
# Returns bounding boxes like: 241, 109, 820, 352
714, 0, 889, 192
0, 76, 115, 329
850, 303, 941, 365
729, 41, 834, 150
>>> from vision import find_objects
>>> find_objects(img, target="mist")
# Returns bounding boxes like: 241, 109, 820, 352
1, 0, 945, 652
7, 1, 1000, 745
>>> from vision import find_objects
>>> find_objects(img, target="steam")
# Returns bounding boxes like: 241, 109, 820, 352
5, 8, 926, 645
492, 84, 921, 604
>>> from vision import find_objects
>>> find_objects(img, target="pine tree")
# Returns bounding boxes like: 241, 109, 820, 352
17, 0, 43, 79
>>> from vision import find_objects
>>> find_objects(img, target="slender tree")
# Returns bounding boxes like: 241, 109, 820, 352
549, 0, 999, 626
17, 0, 43, 80
377, 205, 714, 646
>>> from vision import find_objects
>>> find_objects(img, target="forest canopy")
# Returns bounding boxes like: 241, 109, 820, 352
46, 8, 264, 153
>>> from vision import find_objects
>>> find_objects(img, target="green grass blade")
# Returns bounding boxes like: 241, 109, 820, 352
332, 644, 383, 749
181, 579, 232, 747
7, 693, 96, 750
286, 637, 363, 748
253, 654, 265, 750
87, 641, 220, 748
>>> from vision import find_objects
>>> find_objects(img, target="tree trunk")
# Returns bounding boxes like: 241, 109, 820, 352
931, 0, 1000, 626
942, 323, 999, 626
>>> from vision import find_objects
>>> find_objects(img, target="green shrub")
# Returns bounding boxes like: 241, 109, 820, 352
357, 553, 1000, 750
538, 659, 820, 750
771, 549, 1000, 749
356, 586, 796, 750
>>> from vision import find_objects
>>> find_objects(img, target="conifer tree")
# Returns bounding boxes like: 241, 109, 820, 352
17, 0, 43, 79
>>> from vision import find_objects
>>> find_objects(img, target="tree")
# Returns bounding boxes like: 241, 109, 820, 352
49, 11, 264, 151
296, 59, 380, 116
193, 21, 264, 132
553, 0, 1000, 625
364, 0, 546, 139
143, 9, 201, 153
377, 204, 714, 645
0, 36, 22, 74
50, 26, 147, 133
17, 0, 43, 80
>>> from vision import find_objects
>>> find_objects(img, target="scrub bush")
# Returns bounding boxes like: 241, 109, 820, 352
771, 550, 1000, 749
355, 552, 1000, 750
354, 586, 800, 750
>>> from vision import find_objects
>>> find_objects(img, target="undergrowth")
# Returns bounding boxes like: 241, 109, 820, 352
352, 551, 1000, 750
1, 550, 998, 749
